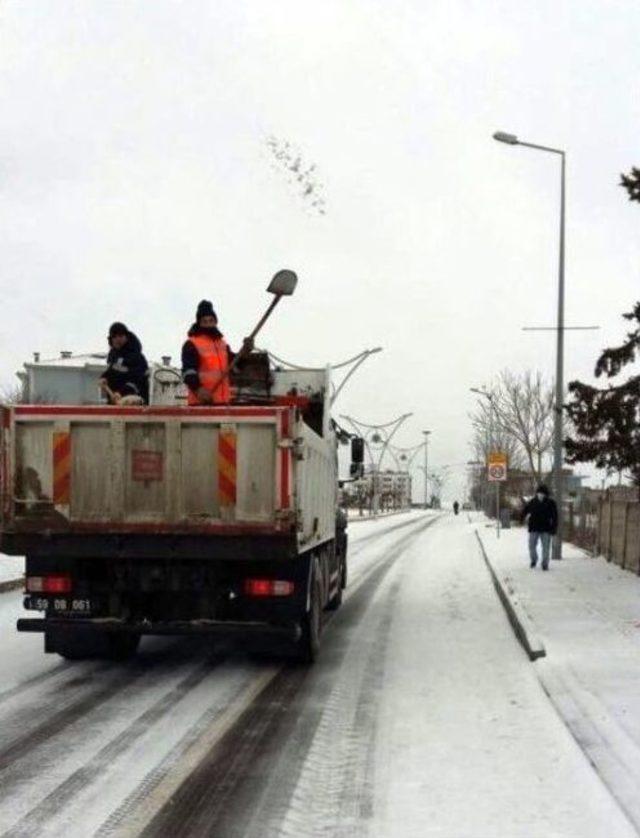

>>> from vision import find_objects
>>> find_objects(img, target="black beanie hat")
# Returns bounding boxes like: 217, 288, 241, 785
196, 300, 217, 322
108, 322, 128, 339
536, 484, 550, 496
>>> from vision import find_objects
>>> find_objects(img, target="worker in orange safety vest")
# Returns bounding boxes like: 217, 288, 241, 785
181, 300, 253, 405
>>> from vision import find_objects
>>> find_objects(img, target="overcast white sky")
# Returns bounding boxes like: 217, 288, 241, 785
1, 1, 638, 499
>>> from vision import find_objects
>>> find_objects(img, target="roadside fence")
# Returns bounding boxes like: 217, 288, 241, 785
595, 489, 640, 574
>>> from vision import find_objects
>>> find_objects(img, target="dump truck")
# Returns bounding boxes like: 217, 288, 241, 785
0, 358, 349, 662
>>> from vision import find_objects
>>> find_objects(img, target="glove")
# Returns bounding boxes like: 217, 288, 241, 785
196, 387, 213, 405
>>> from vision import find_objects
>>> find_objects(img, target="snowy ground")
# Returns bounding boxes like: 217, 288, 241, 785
477, 518, 640, 833
0, 513, 635, 837
0, 554, 23, 586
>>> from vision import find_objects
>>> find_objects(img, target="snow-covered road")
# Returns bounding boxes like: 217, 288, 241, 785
0, 513, 635, 837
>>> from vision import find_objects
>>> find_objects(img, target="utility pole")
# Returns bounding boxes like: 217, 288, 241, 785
423, 430, 431, 509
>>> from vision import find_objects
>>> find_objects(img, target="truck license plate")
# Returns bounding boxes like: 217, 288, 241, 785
25, 596, 95, 613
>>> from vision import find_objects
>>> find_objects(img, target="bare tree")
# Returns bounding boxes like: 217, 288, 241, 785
470, 370, 555, 482
0, 384, 25, 404
0, 384, 55, 405
470, 400, 527, 472
493, 370, 555, 480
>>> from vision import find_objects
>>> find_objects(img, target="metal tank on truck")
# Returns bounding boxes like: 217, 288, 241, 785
0, 271, 357, 663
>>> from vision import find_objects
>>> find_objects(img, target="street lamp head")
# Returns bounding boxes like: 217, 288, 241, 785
493, 131, 519, 145
422, 430, 431, 436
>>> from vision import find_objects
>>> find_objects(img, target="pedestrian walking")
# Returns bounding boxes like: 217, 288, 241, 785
520, 484, 558, 570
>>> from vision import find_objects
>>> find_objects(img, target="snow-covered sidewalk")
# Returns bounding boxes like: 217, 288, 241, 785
476, 520, 640, 832
0, 554, 24, 591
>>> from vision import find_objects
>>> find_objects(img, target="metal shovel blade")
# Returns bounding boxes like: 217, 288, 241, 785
267, 269, 298, 296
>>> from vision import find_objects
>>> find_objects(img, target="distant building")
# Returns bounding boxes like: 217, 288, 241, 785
17, 352, 107, 405
15, 351, 185, 406
363, 468, 412, 509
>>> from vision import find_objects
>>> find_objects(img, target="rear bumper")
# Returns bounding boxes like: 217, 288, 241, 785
17, 617, 301, 641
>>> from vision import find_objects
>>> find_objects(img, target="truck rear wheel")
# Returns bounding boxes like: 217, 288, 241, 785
295, 574, 322, 664
326, 552, 347, 612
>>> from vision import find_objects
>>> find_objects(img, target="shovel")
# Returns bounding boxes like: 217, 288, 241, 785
210, 269, 298, 400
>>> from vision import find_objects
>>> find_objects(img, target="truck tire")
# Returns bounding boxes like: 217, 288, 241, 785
47, 629, 99, 660
295, 573, 322, 664
326, 551, 347, 611
326, 558, 344, 611
326, 586, 342, 611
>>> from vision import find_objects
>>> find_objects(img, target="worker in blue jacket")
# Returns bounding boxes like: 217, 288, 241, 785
100, 322, 149, 404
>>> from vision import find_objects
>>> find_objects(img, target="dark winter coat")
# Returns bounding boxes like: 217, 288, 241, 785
103, 331, 149, 402
181, 325, 235, 394
521, 496, 558, 534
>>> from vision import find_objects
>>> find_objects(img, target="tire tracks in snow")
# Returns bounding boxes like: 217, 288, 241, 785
1, 660, 222, 838
0, 639, 219, 833
0, 666, 151, 775
0, 514, 437, 838
0, 639, 198, 778
0, 660, 106, 706
135, 514, 439, 838
272, 569, 403, 838
348, 513, 434, 558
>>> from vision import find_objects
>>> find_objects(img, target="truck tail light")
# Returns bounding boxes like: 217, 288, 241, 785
26, 575, 72, 594
243, 579, 295, 597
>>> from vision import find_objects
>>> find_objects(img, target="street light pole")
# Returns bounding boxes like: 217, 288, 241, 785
553, 151, 566, 560
493, 130, 566, 560
470, 387, 500, 537
341, 413, 413, 519
423, 430, 431, 509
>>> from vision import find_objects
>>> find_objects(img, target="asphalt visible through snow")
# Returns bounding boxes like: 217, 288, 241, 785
0, 513, 636, 838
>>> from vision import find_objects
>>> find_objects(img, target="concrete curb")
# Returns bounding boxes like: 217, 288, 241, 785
475, 531, 546, 661
0, 576, 23, 594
